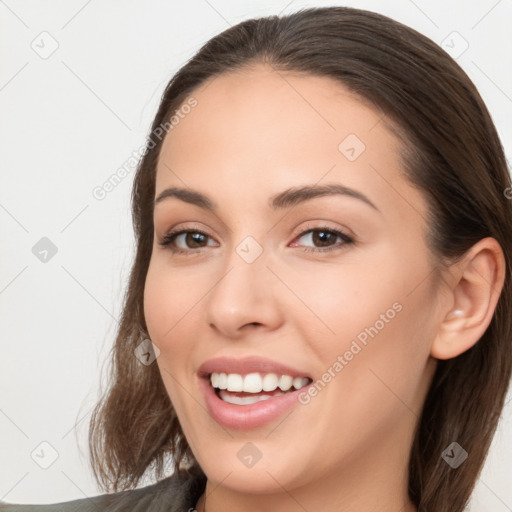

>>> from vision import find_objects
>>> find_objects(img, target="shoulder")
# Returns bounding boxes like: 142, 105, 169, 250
0, 469, 206, 512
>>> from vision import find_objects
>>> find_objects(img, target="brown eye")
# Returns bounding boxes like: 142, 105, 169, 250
291, 227, 354, 253
177, 232, 208, 248
159, 229, 216, 254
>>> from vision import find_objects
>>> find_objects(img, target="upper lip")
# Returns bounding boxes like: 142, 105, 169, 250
198, 356, 312, 380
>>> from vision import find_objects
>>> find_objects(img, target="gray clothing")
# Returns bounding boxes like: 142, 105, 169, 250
0, 470, 207, 512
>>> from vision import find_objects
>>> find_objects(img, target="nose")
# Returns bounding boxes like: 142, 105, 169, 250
204, 245, 284, 339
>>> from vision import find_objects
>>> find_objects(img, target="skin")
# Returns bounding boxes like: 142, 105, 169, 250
143, 63, 505, 512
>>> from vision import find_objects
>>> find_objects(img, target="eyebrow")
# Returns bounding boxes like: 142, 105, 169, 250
154, 183, 380, 213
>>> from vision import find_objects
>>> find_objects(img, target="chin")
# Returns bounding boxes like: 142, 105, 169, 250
189, 435, 313, 495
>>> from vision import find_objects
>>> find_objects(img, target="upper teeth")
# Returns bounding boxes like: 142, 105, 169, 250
210, 372, 310, 393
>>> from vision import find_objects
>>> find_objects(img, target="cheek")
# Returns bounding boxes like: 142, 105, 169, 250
144, 262, 199, 411
285, 252, 399, 347
143, 262, 203, 402
295, 245, 436, 383
144, 259, 203, 345
292, 265, 436, 463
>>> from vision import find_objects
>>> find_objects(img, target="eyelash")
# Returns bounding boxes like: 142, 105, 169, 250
158, 224, 354, 255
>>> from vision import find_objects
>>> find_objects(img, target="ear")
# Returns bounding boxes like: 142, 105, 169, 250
431, 237, 506, 360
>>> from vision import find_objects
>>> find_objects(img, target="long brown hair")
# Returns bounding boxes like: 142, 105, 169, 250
89, 7, 512, 511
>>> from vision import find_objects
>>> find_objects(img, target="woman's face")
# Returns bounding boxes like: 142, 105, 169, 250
144, 64, 441, 501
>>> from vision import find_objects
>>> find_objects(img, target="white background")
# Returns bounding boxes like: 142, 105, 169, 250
1, 0, 511, 510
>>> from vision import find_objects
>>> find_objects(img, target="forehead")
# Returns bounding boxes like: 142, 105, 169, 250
161, 64, 385, 157
155, 64, 429, 228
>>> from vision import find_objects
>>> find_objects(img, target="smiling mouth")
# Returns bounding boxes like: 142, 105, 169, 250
209, 371, 313, 405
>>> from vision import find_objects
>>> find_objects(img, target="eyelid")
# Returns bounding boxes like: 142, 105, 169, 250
290, 220, 353, 240
158, 222, 213, 239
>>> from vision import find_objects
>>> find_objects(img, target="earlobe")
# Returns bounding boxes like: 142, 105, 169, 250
430, 237, 506, 360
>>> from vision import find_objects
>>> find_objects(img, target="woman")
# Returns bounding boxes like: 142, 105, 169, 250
2, 5, 510, 512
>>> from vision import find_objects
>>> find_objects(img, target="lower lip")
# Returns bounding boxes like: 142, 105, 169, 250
199, 377, 309, 429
